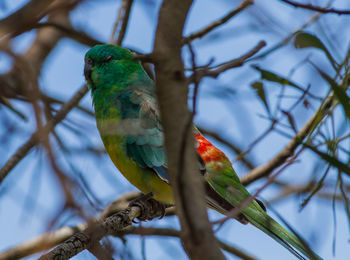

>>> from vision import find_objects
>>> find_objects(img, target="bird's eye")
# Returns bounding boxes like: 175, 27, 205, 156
86, 57, 94, 66
105, 55, 113, 62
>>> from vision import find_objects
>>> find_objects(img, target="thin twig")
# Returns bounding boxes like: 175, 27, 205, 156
182, 0, 254, 44
0, 85, 88, 185
280, 0, 350, 15
189, 40, 266, 82
241, 95, 334, 185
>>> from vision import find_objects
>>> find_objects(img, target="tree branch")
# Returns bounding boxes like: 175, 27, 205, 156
34, 22, 103, 47
0, 192, 138, 260
109, 0, 134, 45
0, 0, 55, 39
0, 198, 253, 260
0, 7, 71, 100
191, 40, 266, 81
280, 0, 350, 15
39, 194, 165, 259
153, 1, 225, 259
39, 207, 141, 260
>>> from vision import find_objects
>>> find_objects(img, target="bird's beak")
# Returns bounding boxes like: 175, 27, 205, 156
84, 62, 92, 81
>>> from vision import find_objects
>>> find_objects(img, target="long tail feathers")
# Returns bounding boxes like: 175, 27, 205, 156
244, 208, 323, 260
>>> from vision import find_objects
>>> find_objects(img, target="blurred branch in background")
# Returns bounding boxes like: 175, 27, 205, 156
280, 0, 350, 14
109, 0, 134, 45
0, 84, 88, 184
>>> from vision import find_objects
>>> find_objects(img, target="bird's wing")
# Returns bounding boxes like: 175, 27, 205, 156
126, 90, 248, 218
125, 89, 169, 182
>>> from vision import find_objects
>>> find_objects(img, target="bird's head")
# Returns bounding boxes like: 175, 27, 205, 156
84, 44, 140, 92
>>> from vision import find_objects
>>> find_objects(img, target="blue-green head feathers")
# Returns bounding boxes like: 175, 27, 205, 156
84, 44, 147, 93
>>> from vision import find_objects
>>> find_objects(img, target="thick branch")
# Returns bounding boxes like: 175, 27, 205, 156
39, 194, 165, 259
0, 0, 55, 38
0, 8, 71, 99
153, 1, 224, 259
39, 206, 141, 260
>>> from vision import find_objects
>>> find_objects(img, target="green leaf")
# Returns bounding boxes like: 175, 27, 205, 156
252, 65, 305, 92
294, 32, 337, 68
281, 110, 297, 133
250, 81, 270, 113
304, 142, 350, 177
313, 64, 350, 119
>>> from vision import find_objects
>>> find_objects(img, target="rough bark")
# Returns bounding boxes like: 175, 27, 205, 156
153, 1, 225, 259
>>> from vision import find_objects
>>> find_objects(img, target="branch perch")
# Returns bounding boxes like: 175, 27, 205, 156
39, 194, 165, 260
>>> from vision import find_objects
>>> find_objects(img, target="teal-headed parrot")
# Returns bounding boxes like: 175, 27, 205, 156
84, 44, 322, 260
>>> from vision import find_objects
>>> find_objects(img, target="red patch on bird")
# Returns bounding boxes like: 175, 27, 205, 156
195, 133, 227, 164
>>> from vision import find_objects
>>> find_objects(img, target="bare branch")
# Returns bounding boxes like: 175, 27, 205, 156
0, 226, 81, 260
116, 0, 134, 45
194, 40, 266, 80
39, 206, 141, 260
1, 207, 253, 260
153, 0, 225, 259
0, 0, 55, 39
109, 0, 134, 45
280, 0, 350, 15
39, 194, 165, 260
0, 192, 173, 260
34, 22, 103, 47
0, 9, 71, 99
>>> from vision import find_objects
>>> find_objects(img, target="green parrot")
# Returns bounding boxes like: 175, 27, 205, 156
84, 44, 322, 260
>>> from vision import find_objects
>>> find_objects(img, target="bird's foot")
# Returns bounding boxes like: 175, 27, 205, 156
128, 192, 166, 221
